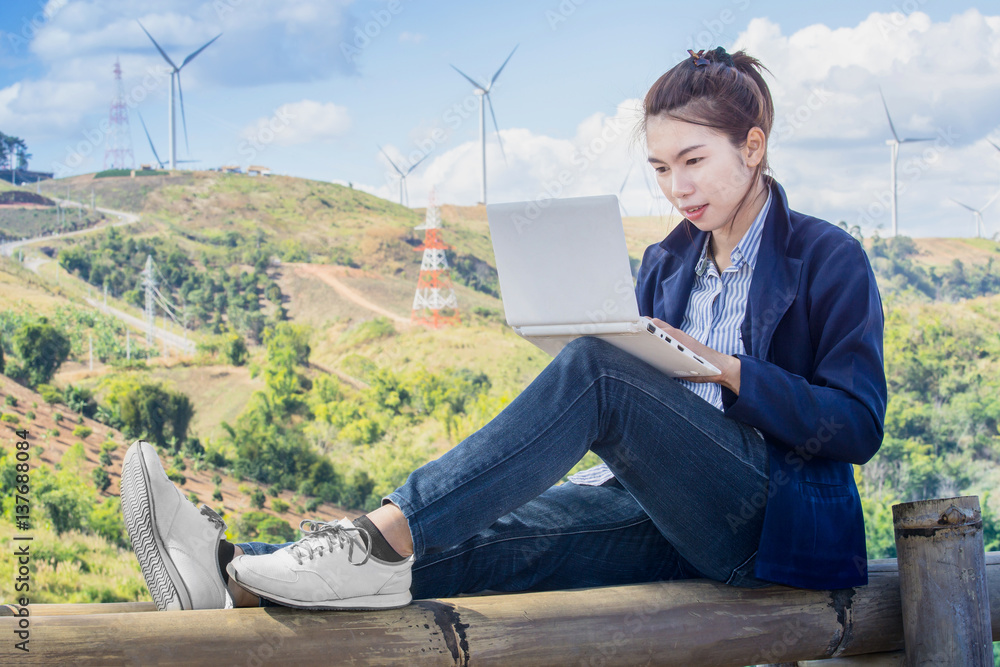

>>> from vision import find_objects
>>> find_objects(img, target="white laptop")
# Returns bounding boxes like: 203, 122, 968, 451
485, 194, 721, 378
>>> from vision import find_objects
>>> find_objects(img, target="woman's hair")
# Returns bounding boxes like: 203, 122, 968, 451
641, 47, 775, 230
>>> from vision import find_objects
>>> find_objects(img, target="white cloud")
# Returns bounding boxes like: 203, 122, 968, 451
362, 9, 1000, 238
735, 8, 1000, 236
399, 31, 425, 44
359, 98, 667, 214
241, 100, 351, 147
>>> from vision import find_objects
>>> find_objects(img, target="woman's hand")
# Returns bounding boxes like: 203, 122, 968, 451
650, 318, 741, 395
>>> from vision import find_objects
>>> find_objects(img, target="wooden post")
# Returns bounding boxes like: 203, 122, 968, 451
893, 496, 992, 665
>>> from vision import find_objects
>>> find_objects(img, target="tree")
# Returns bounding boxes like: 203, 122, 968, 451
12, 319, 71, 386
118, 383, 194, 450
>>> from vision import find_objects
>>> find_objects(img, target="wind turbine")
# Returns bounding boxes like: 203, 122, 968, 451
137, 21, 221, 171
450, 45, 517, 206
378, 146, 430, 206
950, 191, 999, 239
879, 87, 933, 237
137, 111, 198, 169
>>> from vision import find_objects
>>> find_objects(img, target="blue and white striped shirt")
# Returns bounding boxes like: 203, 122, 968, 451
568, 190, 773, 486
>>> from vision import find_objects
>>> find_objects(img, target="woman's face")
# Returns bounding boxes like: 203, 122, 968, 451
645, 114, 761, 233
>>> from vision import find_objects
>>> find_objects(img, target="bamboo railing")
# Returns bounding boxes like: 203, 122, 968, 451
1, 496, 992, 666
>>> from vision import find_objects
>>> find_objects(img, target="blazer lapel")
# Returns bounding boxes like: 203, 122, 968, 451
742, 180, 802, 359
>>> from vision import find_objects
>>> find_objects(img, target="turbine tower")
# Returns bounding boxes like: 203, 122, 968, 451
104, 58, 135, 170
950, 192, 999, 239
379, 146, 430, 206
450, 45, 517, 206
137, 111, 198, 169
879, 87, 933, 237
138, 21, 221, 170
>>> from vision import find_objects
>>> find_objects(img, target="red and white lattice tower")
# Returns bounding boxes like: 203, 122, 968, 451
104, 58, 135, 170
412, 189, 460, 328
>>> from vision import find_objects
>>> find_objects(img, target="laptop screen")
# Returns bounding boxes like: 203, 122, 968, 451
486, 194, 640, 328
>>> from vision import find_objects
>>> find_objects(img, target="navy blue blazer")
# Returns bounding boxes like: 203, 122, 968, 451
635, 178, 886, 589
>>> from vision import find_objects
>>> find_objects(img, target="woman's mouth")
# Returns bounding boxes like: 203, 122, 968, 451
683, 204, 707, 221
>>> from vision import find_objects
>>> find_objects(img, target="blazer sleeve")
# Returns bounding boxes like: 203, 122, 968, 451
721, 237, 887, 465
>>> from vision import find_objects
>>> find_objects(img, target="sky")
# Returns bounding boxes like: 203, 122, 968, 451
1, 0, 999, 238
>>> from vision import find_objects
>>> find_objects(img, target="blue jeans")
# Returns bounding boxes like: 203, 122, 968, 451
239, 337, 771, 600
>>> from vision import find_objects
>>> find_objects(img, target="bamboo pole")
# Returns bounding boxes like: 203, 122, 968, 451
893, 496, 992, 665
4, 555, 998, 666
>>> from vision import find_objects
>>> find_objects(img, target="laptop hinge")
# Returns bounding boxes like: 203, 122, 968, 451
513, 321, 641, 337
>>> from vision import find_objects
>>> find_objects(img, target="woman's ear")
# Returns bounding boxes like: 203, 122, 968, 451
744, 127, 766, 168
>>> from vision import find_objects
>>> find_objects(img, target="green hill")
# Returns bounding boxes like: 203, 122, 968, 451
2, 171, 1000, 605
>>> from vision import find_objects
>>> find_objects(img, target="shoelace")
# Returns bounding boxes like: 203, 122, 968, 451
287, 520, 372, 567
199, 505, 226, 530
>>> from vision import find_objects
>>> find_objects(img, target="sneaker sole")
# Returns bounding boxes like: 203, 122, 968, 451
233, 575, 411, 611
121, 442, 192, 611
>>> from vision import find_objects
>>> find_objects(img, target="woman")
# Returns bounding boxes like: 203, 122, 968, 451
121, 46, 886, 612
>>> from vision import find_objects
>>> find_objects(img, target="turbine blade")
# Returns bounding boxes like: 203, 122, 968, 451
488, 44, 519, 89
900, 137, 934, 143
990, 140, 1000, 153
485, 93, 506, 164
405, 152, 431, 175
138, 111, 164, 168
137, 21, 178, 70
378, 146, 405, 176
618, 162, 633, 196
177, 73, 190, 154
450, 64, 485, 91
983, 190, 1000, 212
878, 87, 901, 144
950, 198, 977, 213
181, 33, 221, 68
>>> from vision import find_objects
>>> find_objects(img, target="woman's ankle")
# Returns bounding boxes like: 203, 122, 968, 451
366, 503, 414, 557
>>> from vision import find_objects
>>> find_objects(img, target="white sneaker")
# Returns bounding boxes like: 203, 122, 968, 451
227, 518, 413, 610
120, 440, 233, 611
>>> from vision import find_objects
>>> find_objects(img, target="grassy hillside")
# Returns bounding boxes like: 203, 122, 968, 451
2, 171, 1000, 606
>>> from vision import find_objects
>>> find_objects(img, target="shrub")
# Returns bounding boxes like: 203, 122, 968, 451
99, 450, 112, 467
53, 412, 63, 422
1, 413, 19, 424
92, 467, 111, 492
187, 491, 199, 504
212, 486, 223, 502
26, 410, 35, 420
270, 498, 289, 513
72, 425, 93, 439
12, 319, 71, 386
4, 394, 16, 407
165, 468, 186, 486
37, 384, 62, 404
211, 473, 222, 486
305, 497, 320, 513
235, 511, 296, 543
250, 488, 266, 509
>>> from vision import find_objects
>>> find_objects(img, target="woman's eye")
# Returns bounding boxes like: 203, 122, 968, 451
687, 157, 702, 165
655, 166, 668, 174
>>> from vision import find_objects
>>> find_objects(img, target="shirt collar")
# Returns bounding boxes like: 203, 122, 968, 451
694, 188, 772, 277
